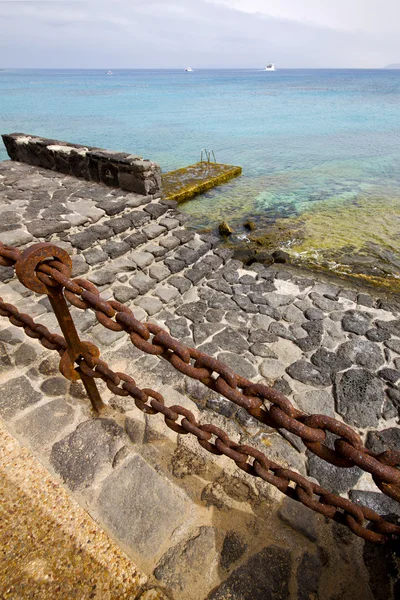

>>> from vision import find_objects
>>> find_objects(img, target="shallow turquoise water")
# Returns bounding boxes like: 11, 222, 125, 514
1, 68, 400, 257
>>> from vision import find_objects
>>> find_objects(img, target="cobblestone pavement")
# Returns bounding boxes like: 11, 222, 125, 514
0, 419, 170, 600
0, 160, 399, 600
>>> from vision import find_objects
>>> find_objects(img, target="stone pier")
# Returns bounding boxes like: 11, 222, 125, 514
0, 151, 399, 599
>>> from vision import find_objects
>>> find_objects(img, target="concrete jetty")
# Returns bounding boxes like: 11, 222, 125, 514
0, 137, 398, 599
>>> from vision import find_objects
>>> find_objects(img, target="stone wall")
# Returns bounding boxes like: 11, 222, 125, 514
2, 133, 162, 196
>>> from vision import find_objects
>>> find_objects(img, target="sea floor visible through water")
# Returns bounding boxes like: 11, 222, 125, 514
1, 68, 400, 290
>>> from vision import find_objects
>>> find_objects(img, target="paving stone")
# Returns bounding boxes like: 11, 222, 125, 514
0, 228, 33, 246
265, 292, 295, 308
0, 326, 25, 345
40, 377, 68, 397
259, 359, 286, 380
143, 223, 166, 239
153, 284, 179, 303
278, 497, 318, 542
96, 198, 126, 215
308, 450, 363, 493
377, 319, 400, 337
304, 307, 325, 321
87, 269, 116, 286
208, 291, 238, 311
65, 213, 89, 227
26, 219, 71, 238
205, 308, 224, 323
213, 327, 248, 353
335, 369, 384, 427
83, 247, 109, 265
366, 327, 391, 342
342, 310, 372, 335
144, 242, 167, 258
220, 531, 247, 571
158, 217, 179, 230
280, 303, 306, 324
144, 202, 168, 218
217, 352, 257, 379
50, 418, 125, 490
208, 546, 291, 600
164, 258, 185, 274
129, 273, 155, 294
192, 322, 224, 345
366, 427, 400, 454
269, 322, 296, 341
249, 343, 278, 358
106, 217, 132, 234
103, 240, 130, 259
168, 275, 191, 294
97, 454, 188, 558
378, 368, 400, 383
384, 339, 400, 354
0, 265, 14, 281
88, 224, 113, 239
129, 251, 153, 269
159, 235, 180, 250
176, 301, 207, 324
0, 376, 42, 419
165, 317, 191, 338
286, 360, 331, 387
310, 292, 340, 312
111, 285, 138, 303
135, 296, 163, 316
248, 329, 278, 343
185, 263, 210, 285
69, 231, 98, 250
14, 398, 75, 451
206, 396, 237, 418
91, 324, 125, 345
233, 294, 258, 313
173, 229, 195, 243
357, 292, 374, 308
149, 263, 170, 282
129, 211, 151, 228
154, 527, 217, 596
13, 342, 38, 366
349, 490, 400, 518
293, 390, 335, 417
125, 232, 148, 249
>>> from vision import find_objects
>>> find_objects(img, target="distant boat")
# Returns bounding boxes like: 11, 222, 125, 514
105, 70, 113, 75
184, 67, 193, 72
265, 63, 276, 71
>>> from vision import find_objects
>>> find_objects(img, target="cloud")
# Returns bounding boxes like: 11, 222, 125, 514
0, 0, 399, 68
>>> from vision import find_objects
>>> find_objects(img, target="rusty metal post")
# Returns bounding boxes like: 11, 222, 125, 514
47, 289, 104, 412
14, 243, 105, 413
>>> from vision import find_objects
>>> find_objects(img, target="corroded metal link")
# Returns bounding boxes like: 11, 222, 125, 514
1, 241, 400, 506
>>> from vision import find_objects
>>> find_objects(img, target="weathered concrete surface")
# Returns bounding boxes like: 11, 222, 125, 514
0, 159, 399, 599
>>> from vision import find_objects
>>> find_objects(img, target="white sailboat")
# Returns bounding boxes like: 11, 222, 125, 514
105, 70, 113, 75
265, 63, 276, 71
184, 67, 193, 72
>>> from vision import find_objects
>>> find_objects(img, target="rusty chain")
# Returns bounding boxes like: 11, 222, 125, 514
0, 296, 399, 544
0, 241, 399, 517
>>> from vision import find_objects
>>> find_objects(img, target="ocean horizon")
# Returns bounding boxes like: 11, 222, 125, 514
1, 67, 400, 288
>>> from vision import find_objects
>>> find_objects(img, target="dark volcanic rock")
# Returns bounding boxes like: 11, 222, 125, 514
297, 552, 323, 600
50, 419, 125, 490
27, 219, 70, 238
308, 451, 363, 493
213, 327, 248, 353
336, 339, 384, 371
342, 310, 372, 335
286, 361, 331, 387
366, 427, 400, 454
208, 546, 291, 600
349, 490, 400, 518
335, 369, 384, 427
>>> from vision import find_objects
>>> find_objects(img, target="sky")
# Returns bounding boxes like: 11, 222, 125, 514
1, 0, 399, 68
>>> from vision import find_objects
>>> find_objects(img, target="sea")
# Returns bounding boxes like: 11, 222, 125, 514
1, 68, 400, 289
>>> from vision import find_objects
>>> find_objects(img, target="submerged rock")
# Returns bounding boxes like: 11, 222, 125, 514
219, 220, 234, 236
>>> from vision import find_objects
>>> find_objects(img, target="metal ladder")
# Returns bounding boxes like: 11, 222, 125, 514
200, 148, 217, 163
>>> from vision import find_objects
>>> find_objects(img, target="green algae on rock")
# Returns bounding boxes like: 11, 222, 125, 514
162, 162, 242, 204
